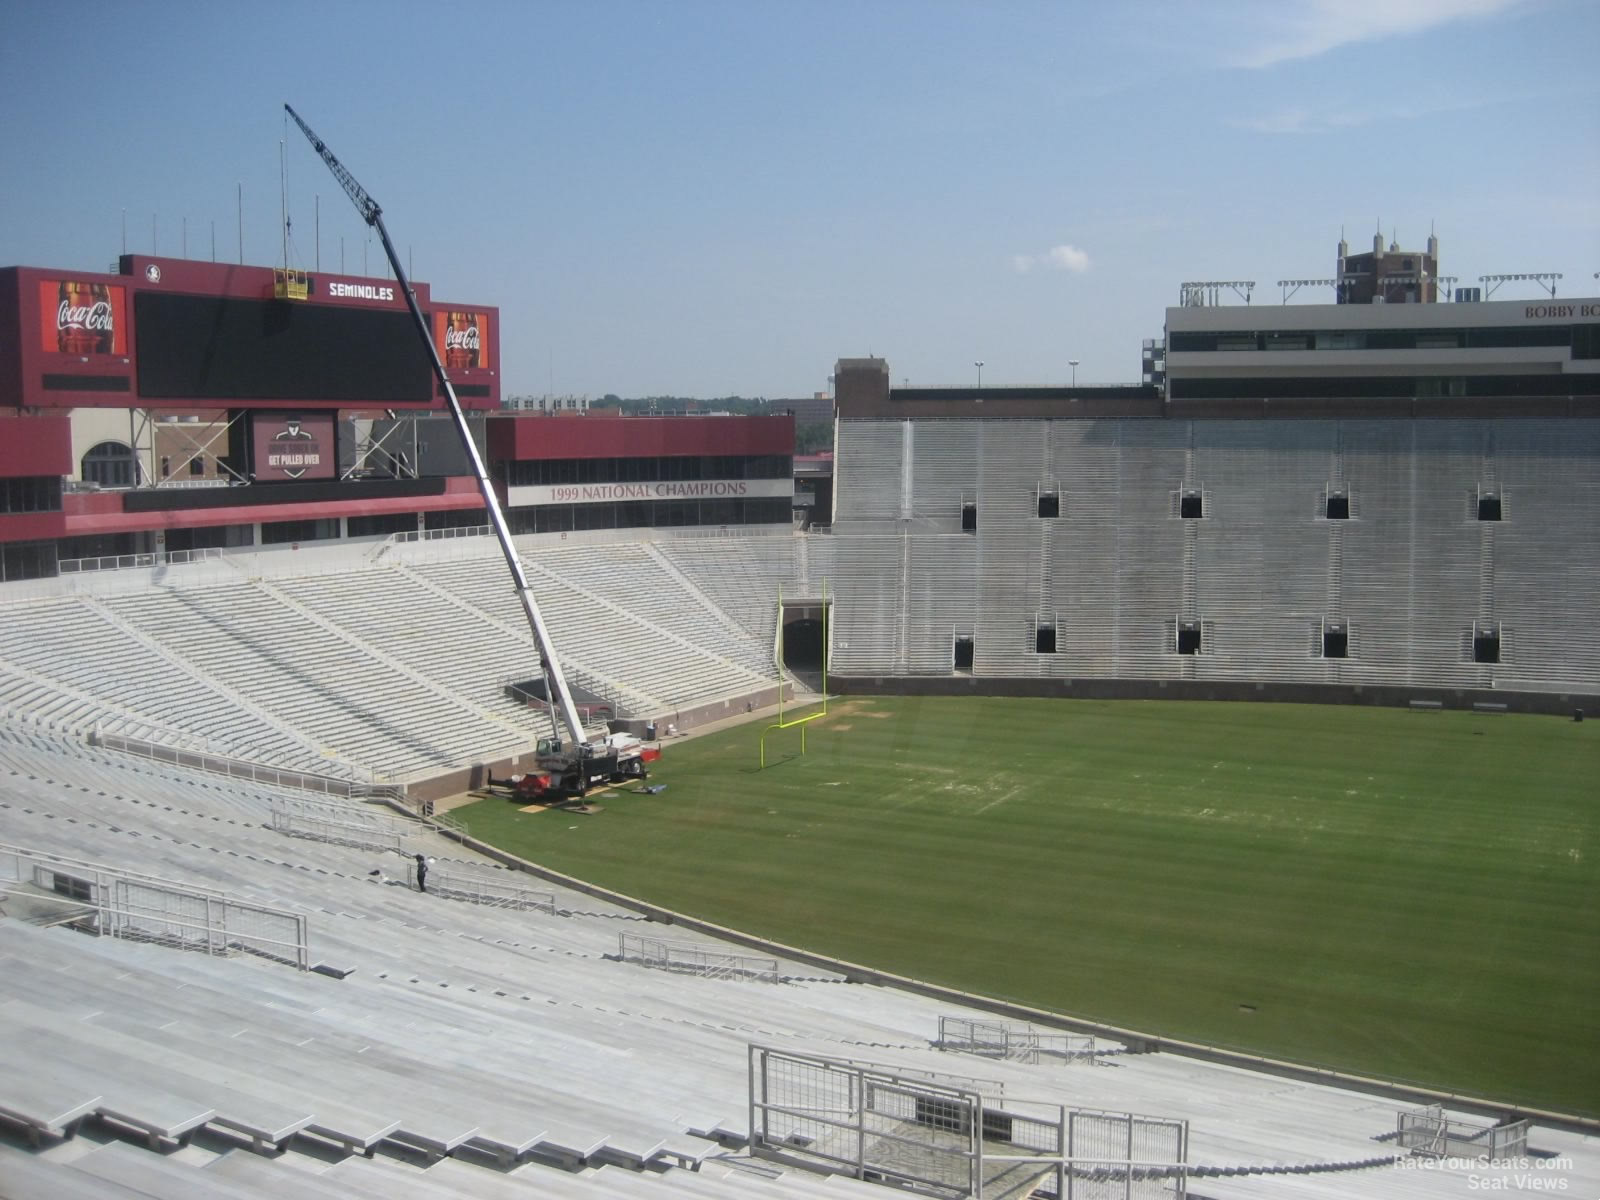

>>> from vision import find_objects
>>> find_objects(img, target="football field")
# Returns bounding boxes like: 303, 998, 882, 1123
456, 696, 1599, 1115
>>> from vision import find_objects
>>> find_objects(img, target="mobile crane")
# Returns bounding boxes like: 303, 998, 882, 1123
286, 104, 645, 798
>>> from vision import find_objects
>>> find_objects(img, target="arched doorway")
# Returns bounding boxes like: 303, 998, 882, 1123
81, 441, 136, 489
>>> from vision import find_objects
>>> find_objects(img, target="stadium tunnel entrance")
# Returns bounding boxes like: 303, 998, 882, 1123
780, 598, 830, 690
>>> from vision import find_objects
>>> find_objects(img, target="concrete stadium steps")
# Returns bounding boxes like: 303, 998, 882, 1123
0, 923, 721, 1175
3, 1130, 900, 1200
2, 729, 1597, 1198
0, 725, 300, 823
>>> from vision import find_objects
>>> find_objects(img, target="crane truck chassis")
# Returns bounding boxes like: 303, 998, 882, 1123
507, 732, 661, 802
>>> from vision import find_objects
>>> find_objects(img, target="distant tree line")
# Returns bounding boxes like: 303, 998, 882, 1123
590, 396, 834, 454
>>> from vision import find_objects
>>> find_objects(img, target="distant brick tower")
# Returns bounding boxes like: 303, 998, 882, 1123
1336, 230, 1440, 304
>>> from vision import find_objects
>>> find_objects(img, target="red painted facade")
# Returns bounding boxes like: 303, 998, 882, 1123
0, 255, 795, 564
487, 413, 794, 461
0, 413, 71, 474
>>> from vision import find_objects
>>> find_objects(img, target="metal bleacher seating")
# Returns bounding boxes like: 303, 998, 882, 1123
834, 421, 907, 521
1189, 420, 1335, 681
0, 538, 792, 785
652, 536, 809, 647
270, 567, 549, 734
821, 415, 1599, 698
1482, 419, 1600, 693
100, 582, 508, 779
529, 542, 778, 680
0, 595, 349, 777
412, 551, 777, 717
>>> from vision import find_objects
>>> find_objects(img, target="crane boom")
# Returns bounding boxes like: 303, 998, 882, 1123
284, 103, 593, 756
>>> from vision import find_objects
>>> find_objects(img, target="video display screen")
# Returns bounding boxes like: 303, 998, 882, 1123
134, 292, 431, 403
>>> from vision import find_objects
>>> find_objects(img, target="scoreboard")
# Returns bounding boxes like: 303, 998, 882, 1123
134, 293, 430, 402
1, 255, 499, 412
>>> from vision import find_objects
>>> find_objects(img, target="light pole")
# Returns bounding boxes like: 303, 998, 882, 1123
1069, 359, 1080, 387
975, 360, 984, 388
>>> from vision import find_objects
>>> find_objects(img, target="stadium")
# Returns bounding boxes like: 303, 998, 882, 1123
0, 229, 1596, 1199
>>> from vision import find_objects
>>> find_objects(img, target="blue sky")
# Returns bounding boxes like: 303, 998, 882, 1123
3, 0, 1596, 397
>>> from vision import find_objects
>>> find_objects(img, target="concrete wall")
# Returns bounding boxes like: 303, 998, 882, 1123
828, 673, 1594, 716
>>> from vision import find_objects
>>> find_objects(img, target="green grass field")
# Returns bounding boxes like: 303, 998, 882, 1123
455, 696, 1600, 1114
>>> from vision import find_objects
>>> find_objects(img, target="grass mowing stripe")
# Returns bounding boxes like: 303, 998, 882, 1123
455, 696, 1599, 1114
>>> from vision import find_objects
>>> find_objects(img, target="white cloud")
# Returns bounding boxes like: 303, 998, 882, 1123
1234, 87, 1521, 134
1012, 244, 1091, 274
1044, 244, 1092, 273
1235, 106, 1316, 134
1235, 0, 1525, 68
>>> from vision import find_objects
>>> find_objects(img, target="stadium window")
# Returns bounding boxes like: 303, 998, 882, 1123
189, 456, 204, 477
982, 1111, 1015, 1144
0, 476, 61, 514
1477, 492, 1502, 521
347, 512, 418, 539
1314, 331, 1365, 350
1574, 323, 1600, 360
0, 540, 57, 582
50, 872, 93, 903
1326, 487, 1350, 520
82, 441, 135, 489
1473, 622, 1501, 664
913, 1096, 969, 1135
953, 636, 974, 672
1037, 490, 1060, 518
261, 517, 338, 544
1180, 488, 1204, 519
166, 523, 253, 552
160, 456, 171, 479
1264, 333, 1311, 351
961, 501, 977, 532
1322, 620, 1348, 658
1176, 620, 1202, 655
1035, 623, 1057, 654
424, 508, 487, 530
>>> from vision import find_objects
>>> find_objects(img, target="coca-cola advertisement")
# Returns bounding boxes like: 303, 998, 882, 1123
433, 309, 486, 370
39, 280, 128, 355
